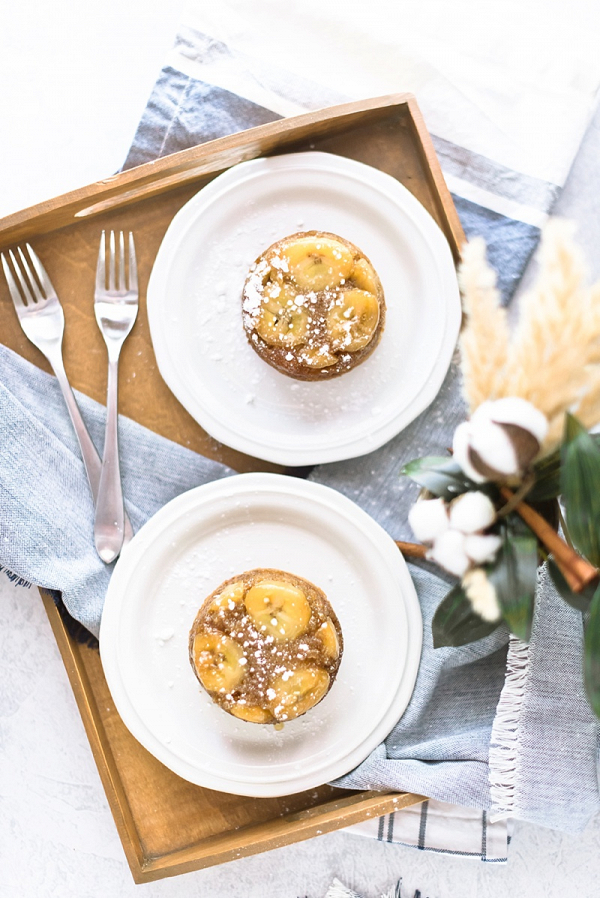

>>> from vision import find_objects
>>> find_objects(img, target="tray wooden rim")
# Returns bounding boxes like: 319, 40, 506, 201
14, 93, 463, 882
0, 92, 464, 258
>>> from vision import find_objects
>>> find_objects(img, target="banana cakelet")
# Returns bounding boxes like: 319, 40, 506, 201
189, 568, 343, 724
242, 230, 385, 381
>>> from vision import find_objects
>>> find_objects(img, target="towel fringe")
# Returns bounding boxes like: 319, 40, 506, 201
0, 565, 32, 589
488, 634, 530, 820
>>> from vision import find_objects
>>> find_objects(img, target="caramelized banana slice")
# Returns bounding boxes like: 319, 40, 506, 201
230, 703, 273, 724
316, 619, 340, 660
192, 631, 245, 693
209, 580, 245, 614
350, 257, 379, 294
254, 284, 310, 347
298, 346, 338, 369
281, 237, 354, 291
244, 579, 311, 641
326, 289, 380, 352
270, 667, 330, 721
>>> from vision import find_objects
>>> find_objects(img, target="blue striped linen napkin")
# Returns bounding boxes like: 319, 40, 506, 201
1, 0, 599, 866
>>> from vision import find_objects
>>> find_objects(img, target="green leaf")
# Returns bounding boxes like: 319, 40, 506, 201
401, 456, 473, 500
432, 583, 502, 648
487, 515, 538, 641
561, 414, 600, 566
529, 433, 600, 502
583, 582, 600, 718
547, 557, 596, 613
529, 448, 562, 501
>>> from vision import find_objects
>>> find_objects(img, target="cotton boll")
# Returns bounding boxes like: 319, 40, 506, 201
462, 568, 502, 622
408, 498, 449, 543
474, 397, 548, 444
454, 398, 549, 483
449, 491, 496, 534
429, 529, 470, 578
469, 418, 520, 477
464, 533, 502, 564
452, 421, 487, 483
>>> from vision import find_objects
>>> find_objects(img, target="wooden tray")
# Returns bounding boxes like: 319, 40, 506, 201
0, 94, 462, 883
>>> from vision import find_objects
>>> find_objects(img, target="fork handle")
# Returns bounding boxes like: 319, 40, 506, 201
50, 354, 134, 550
94, 354, 125, 563
52, 359, 103, 501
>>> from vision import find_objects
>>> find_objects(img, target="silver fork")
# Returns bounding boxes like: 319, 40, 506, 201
1, 244, 133, 553
94, 231, 139, 564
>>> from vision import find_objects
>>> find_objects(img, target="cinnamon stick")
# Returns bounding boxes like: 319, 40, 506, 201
395, 540, 428, 559
501, 487, 598, 593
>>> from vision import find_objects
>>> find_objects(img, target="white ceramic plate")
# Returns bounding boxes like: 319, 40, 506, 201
99, 473, 422, 797
147, 151, 460, 466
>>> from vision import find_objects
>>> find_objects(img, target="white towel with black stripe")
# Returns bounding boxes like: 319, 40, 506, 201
346, 799, 509, 862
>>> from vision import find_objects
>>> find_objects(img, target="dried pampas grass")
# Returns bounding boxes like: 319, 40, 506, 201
458, 220, 600, 451
458, 238, 510, 411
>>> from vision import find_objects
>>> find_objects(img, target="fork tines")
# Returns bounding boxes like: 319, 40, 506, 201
96, 230, 137, 296
1, 244, 56, 313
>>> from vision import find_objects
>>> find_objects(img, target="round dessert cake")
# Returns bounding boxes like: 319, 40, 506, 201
241, 231, 385, 380
189, 568, 343, 724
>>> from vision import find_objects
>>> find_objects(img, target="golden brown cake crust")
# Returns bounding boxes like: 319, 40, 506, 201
242, 231, 385, 381
189, 568, 343, 724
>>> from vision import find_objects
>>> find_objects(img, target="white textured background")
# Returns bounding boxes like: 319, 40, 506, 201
1, 2, 600, 896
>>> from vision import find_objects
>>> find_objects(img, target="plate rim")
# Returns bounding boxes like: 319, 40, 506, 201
99, 472, 423, 797
147, 150, 460, 466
